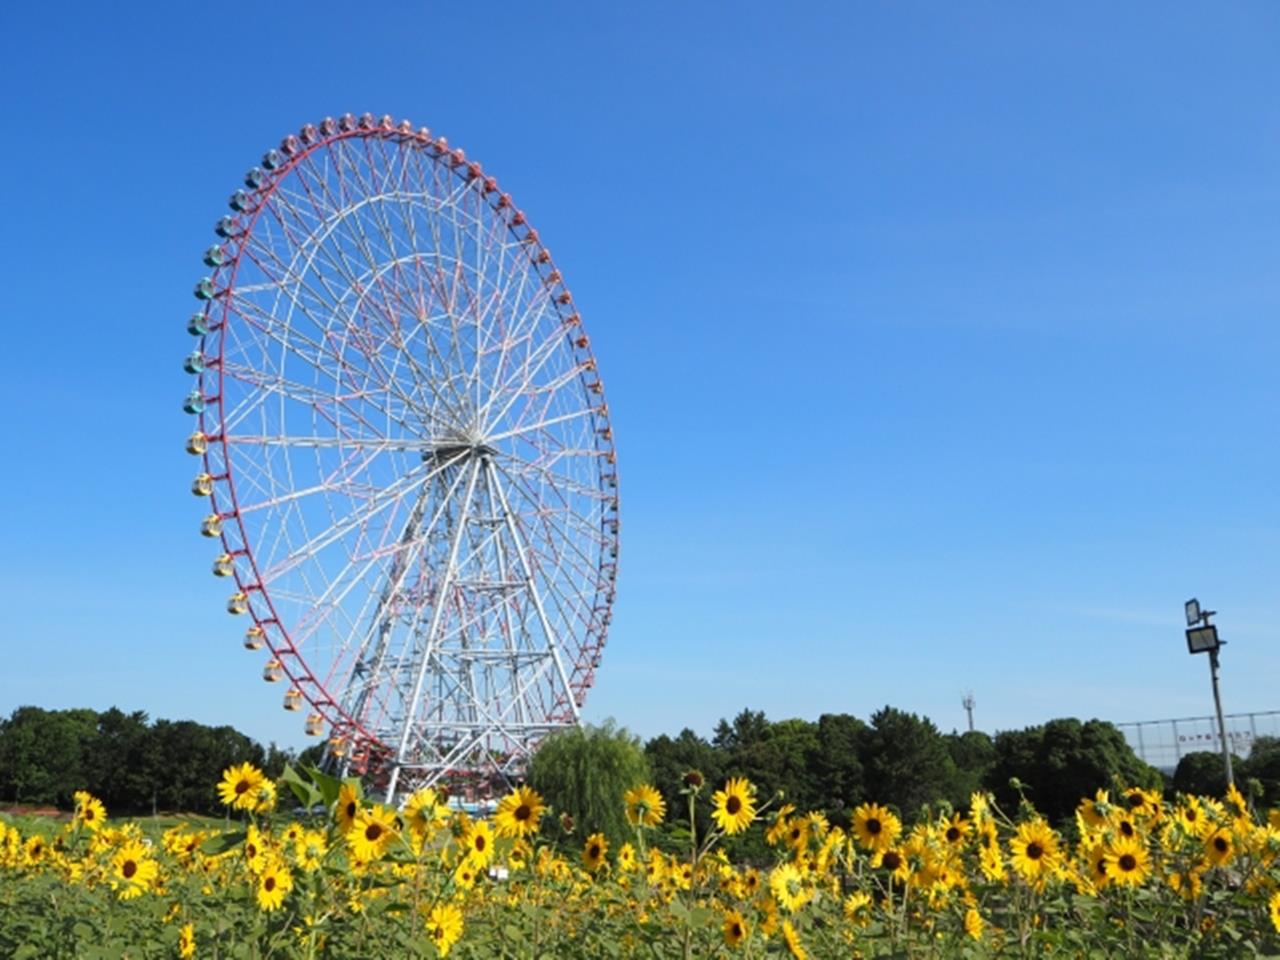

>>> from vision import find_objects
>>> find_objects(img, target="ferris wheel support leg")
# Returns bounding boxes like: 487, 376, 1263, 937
384, 458, 481, 804
485, 457, 581, 725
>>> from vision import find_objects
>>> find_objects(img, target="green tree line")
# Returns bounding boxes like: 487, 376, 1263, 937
0, 706, 309, 814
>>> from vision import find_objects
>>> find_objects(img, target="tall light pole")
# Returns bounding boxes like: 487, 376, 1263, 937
1185, 598, 1233, 787
962, 692, 976, 733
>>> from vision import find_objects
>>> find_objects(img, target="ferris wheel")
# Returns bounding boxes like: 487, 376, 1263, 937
182, 113, 619, 800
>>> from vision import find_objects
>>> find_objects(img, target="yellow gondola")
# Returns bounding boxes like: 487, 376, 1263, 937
191, 473, 214, 497
283, 689, 303, 711
186, 431, 208, 455
212, 554, 234, 577
227, 592, 249, 615
263, 659, 284, 683
201, 515, 222, 537
243, 626, 265, 650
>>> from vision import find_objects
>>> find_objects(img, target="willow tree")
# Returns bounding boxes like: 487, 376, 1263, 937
527, 720, 650, 846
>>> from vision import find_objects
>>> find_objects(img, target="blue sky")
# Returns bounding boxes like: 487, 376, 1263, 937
1, 2, 1277, 754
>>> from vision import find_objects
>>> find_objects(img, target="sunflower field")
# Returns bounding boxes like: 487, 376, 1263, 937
3, 764, 1280, 959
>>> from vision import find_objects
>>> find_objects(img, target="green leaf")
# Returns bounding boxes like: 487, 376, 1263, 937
279, 763, 322, 809
301, 763, 346, 808
199, 829, 247, 856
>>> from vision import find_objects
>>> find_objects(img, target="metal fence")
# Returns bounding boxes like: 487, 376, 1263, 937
1114, 710, 1280, 773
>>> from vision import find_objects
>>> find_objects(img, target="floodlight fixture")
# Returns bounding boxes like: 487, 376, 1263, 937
1186, 624, 1219, 655
1185, 598, 1201, 626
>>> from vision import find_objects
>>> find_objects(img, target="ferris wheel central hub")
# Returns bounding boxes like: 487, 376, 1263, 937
427, 441, 497, 464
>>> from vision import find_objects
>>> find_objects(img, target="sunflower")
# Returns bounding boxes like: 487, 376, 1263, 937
1269, 890, 1280, 934
940, 813, 971, 848
22, 835, 46, 866
583, 832, 609, 872
1104, 836, 1150, 887
723, 908, 749, 948
852, 802, 901, 852
964, 906, 985, 941
1124, 786, 1162, 821
1077, 789, 1110, 831
243, 824, 268, 874
1226, 783, 1249, 819
645, 847, 666, 885
712, 778, 757, 835
844, 891, 873, 928
767, 804, 797, 846
783, 818, 810, 852
1175, 797, 1210, 837
782, 919, 808, 960
178, 922, 196, 959
460, 819, 495, 867
969, 791, 992, 826
1082, 840, 1110, 891
1167, 865, 1204, 902
72, 791, 106, 833
294, 829, 327, 872
769, 862, 811, 913
1108, 812, 1142, 842
253, 779, 278, 814
336, 783, 361, 833
617, 842, 637, 872
624, 783, 666, 828
255, 857, 293, 911
217, 762, 266, 811
1205, 827, 1235, 868
453, 859, 478, 889
404, 786, 447, 839
426, 902, 464, 958
111, 841, 157, 901
347, 804, 397, 861
495, 785, 545, 839
1009, 819, 1060, 889
873, 846, 912, 882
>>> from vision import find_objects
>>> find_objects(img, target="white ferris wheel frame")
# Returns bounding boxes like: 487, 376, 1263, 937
183, 113, 619, 800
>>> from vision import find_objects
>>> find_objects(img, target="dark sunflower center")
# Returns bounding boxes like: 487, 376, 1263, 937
1214, 837, 1228, 853
1187, 809, 1198, 821
867, 818, 881, 834
122, 859, 137, 879
726, 796, 741, 815
247, 843, 257, 858
84, 809, 95, 820
882, 851, 902, 870
235, 780, 251, 795
474, 835, 486, 852
264, 876, 276, 892
365, 823, 383, 842
345, 802, 356, 819
1096, 859, 1107, 876
790, 827, 801, 840
731, 922, 743, 938
1120, 821, 1134, 837
589, 844, 601, 858
1026, 842, 1043, 860
515, 804, 531, 821
946, 827, 961, 842
1119, 854, 1137, 872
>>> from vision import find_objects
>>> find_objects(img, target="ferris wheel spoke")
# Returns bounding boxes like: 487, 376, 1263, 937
482, 458, 580, 720
256, 455, 451, 586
